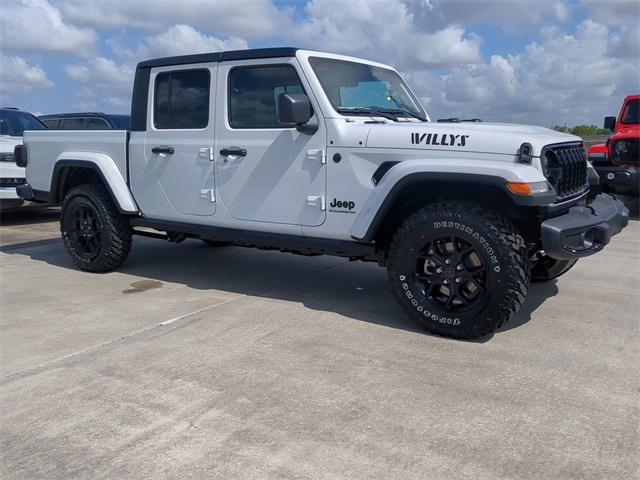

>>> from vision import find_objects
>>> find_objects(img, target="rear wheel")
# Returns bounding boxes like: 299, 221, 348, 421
530, 253, 577, 282
387, 201, 530, 339
61, 184, 132, 272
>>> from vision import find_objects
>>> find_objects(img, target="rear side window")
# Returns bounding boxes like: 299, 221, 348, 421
61, 118, 86, 129
154, 69, 210, 129
86, 117, 110, 129
41, 119, 59, 129
229, 65, 304, 129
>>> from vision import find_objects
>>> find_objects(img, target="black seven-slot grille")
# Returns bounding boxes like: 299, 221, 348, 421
542, 143, 588, 201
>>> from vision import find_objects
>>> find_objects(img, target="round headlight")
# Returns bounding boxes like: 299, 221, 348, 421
614, 140, 630, 155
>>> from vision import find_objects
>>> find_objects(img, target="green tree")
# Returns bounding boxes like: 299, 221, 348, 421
552, 124, 609, 136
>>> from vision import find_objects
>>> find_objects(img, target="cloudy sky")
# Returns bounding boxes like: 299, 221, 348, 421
1, 0, 638, 126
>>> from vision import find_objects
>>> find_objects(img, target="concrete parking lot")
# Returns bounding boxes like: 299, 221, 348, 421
1, 200, 638, 480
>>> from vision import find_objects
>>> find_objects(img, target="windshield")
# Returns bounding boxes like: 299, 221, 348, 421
0, 110, 47, 136
308, 57, 426, 119
110, 115, 131, 129
621, 99, 639, 125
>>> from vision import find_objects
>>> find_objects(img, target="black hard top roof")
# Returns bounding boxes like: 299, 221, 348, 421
136, 47, 298, 69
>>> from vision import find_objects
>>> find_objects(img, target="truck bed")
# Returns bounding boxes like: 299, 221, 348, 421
23, 130, 128, 193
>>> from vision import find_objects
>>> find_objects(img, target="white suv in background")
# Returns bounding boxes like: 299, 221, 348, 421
0, 108, 47, 211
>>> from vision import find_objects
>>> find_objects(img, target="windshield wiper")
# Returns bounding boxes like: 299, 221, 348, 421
381, 108, 427, 122
336, 107, 400, 122
385, 93, 428, 121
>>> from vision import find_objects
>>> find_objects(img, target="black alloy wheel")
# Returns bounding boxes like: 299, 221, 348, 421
415, 236, 487, 310
69, 203, 103, 261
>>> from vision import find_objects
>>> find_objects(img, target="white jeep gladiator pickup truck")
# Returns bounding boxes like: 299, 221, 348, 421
15, 48, 629, 339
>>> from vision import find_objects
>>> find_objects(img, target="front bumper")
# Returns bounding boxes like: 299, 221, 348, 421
541, 193, 629, 259
593, 165, 639, 194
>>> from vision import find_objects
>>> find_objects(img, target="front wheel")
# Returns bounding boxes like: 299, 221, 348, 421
387, 201, 530, 339
61, 184, 132, 272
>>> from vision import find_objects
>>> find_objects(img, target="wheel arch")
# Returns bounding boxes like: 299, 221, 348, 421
51, 155, 138, 214
352, 172, 547, 248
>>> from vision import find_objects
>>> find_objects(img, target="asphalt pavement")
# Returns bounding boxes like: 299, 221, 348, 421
0, 200, 638, 480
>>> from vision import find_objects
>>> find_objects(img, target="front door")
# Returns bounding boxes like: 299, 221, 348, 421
142, 64, 216, 217
215, 60, 326, 227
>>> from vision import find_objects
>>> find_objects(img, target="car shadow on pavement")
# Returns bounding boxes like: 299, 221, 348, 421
0, 205, 60, 226
3, 232, 558, 342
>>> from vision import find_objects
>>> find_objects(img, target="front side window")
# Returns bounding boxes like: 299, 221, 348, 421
308, 57, 425, 119
621, 99, 639, 125
229, 65, 305, 129
154, 69, 210, 129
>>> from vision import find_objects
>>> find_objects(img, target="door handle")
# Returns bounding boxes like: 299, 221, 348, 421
219, 147, 247, 157
152, 146, 175, 155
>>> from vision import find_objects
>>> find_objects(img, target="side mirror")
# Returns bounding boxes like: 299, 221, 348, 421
278, 93, 316, 134
604, 116, 616, 131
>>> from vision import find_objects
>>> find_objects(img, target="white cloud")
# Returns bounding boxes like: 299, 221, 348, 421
0, 55, 53, 99
580, 0, 640, 26
65, 24, 247, 112
64, 57, 134, 112
291, 0, 482, 68
552, 2, 571, 22
0, 0, 96, 57
60, 0, 290, 39
111, 25, 248, 62
580, 0, 639, 58
418, 19, 640, 126
405, 0, 569, 33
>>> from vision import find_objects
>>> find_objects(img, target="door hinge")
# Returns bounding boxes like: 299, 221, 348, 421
201, 189, 216, 202
306, 195, 325, 211
305, 149, 326, 165
199, 147, 215, 161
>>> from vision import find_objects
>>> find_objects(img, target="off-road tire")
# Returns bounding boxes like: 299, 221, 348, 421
61, 184, 132, 272
387, 201, 530, 339
531, 255, 577, 282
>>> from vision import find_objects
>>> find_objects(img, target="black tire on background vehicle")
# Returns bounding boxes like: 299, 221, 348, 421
61, 184, 132, 272
530, 254, 577, 282
387, 201, 530, 339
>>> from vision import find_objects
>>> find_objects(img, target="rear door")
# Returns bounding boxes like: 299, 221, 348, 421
142, 64, 217, 217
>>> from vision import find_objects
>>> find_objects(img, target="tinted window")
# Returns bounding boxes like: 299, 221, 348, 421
309, 57, 425, 119
41, 119, 59, 129
229, 65, 305, 129
621, 99, 639, 125
0, 110, 47, 136
61, 118, 86, 129
154, 69, 210, 129
110, 115, 130, 129
86, 118, 110, 129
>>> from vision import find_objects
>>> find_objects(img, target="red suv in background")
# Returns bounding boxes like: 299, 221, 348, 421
588, 95, 639, 195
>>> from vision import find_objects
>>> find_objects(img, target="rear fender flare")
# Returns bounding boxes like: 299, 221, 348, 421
52, 152, 138, 214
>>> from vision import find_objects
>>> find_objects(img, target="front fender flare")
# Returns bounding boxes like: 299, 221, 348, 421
52, 152, 138, 214
350, 159, 553, 242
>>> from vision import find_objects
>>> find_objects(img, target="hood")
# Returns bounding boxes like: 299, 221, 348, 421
365, 121, 581, 157
0, 135, 22, 153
